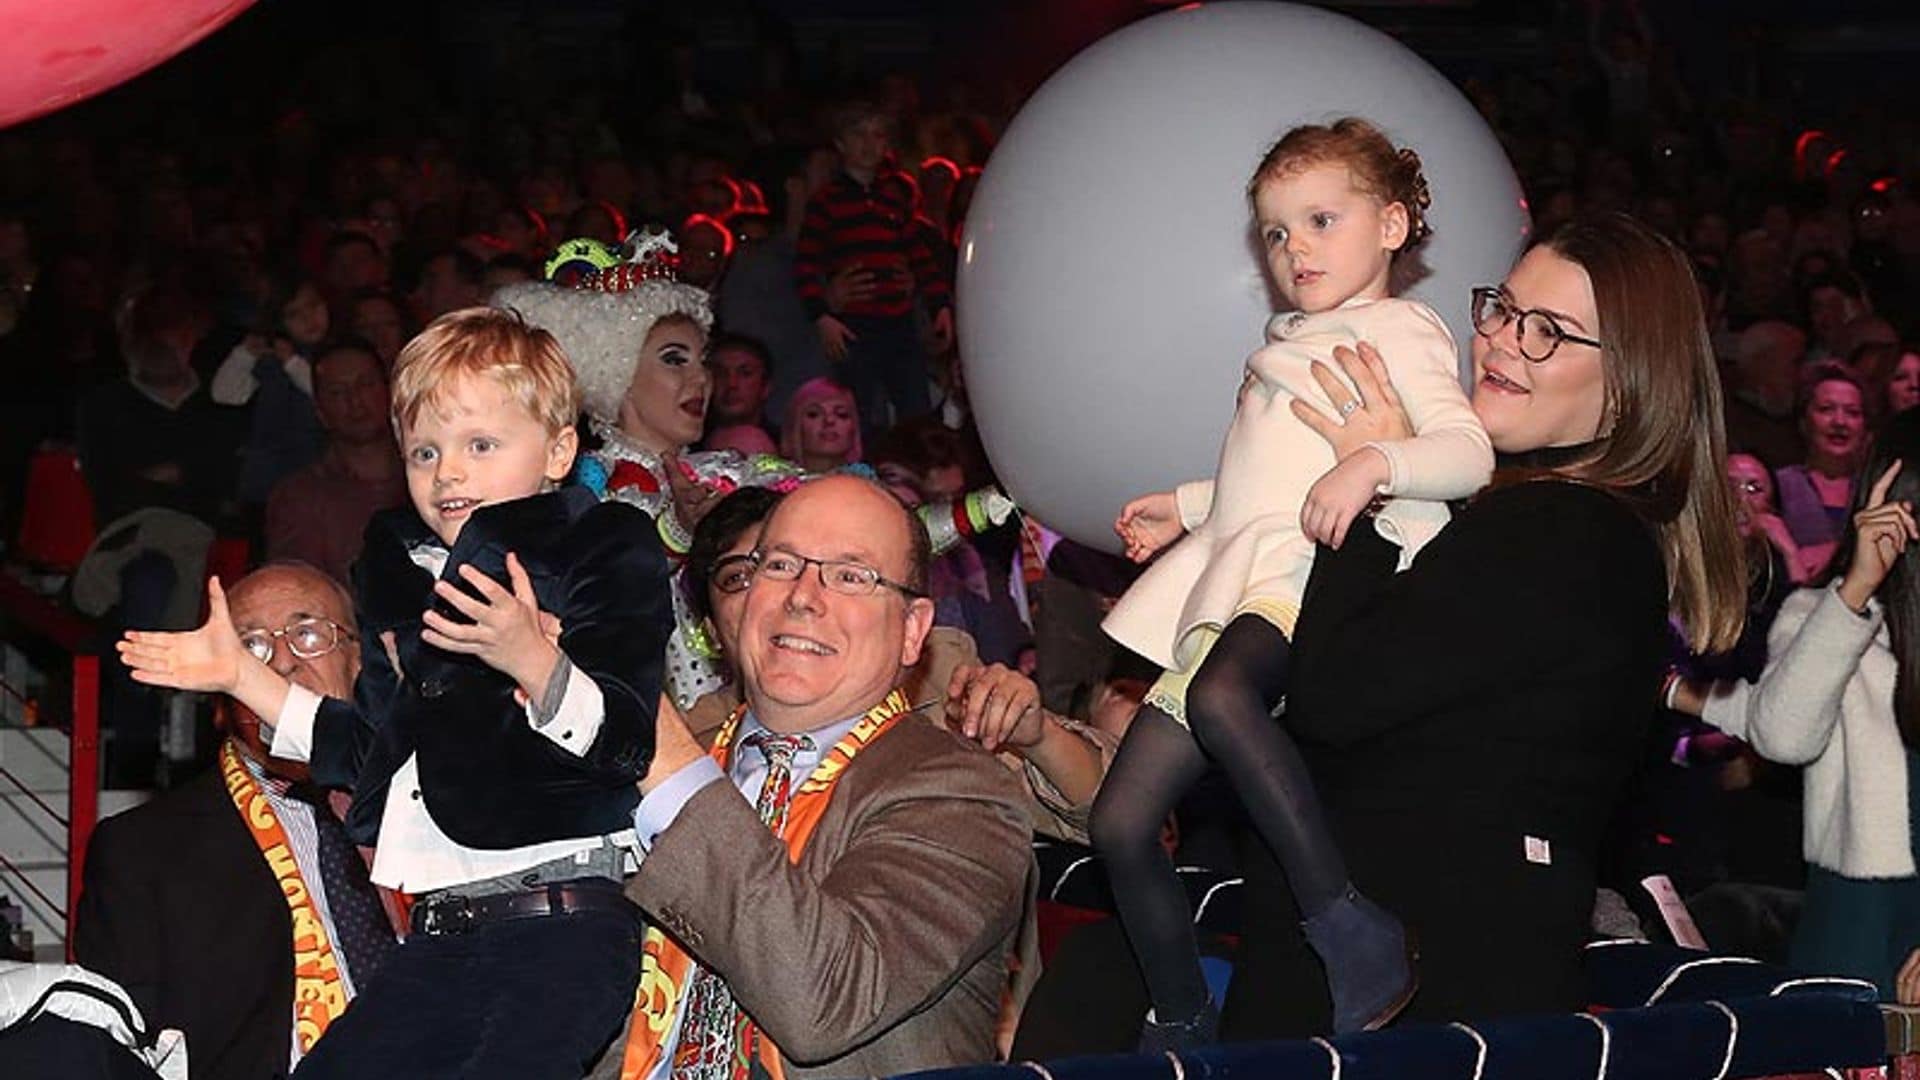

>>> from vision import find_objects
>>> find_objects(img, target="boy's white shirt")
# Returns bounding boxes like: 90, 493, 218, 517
268, 543, 634, 893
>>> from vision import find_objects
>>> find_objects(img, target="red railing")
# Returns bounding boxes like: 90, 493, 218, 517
0, 570, 101, 959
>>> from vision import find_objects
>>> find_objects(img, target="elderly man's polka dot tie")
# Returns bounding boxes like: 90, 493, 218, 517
289, 784, 396, 989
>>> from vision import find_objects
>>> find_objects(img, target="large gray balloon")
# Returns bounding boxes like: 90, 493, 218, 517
958, 1, 1529, 553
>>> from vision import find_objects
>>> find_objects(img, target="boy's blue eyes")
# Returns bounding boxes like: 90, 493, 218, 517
406, 438, 499, 463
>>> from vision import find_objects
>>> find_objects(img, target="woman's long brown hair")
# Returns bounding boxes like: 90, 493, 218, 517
1542, 214, 1747, 653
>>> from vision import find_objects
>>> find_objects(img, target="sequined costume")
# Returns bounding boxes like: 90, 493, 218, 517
584, 421, 804, 707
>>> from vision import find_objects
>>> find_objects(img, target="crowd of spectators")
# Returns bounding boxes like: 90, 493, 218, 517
7, 0, 1920, 1069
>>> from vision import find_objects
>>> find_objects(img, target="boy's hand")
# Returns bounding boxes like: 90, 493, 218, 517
817, 314, 857, 361
1301, 449, 1389, 549
422, 553, 560, 700
118, 577, 248, 694
1115, 491, 1183, 563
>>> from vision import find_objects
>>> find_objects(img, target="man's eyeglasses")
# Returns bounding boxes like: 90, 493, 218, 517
1470, 286, 1605, 363
239, 618, 356, 665
739, 550, 926, 599
1731, 478, 1767, 496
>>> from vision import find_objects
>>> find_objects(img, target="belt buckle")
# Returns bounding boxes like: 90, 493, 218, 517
423, 894, 474, 935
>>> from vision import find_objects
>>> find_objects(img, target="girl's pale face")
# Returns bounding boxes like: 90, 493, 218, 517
798, 393, 857, 462
1888, 353, 1920, 415
619, 320, 711, 453
1252, 161, 1406, 315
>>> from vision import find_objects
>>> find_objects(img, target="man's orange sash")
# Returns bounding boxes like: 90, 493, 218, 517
619, 689, 915, 1080
217, 740, 350, 1052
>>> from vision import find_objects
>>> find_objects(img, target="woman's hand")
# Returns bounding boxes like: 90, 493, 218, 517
1664, 669, 1707, 717
1301, 449, 1389, 549
1289, 342, 1414, 459
1837, 460, 1917, 613
1115, 491, 1184, 563
825, 266, 878, 313
816, 313, 857, 362
1747, 510, 1809, 582
944, 662, 1045, 753
664, 452, 724, 532
1899, 946, 1920, 1005
117, 578, 249, 694
422, 554, 560, 698
639, 692, 707, 795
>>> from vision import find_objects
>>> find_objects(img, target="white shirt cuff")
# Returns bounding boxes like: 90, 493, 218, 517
632, 758, 725, 852
284, 354, 313, 396
209, 343, 260, 405
1174, 480, 1213, 531
525, 661, 605, 756
268, 682, 323, 763
1360, 442, 1403, 495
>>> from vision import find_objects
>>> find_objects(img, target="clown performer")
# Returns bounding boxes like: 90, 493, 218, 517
495, 231, 802, 708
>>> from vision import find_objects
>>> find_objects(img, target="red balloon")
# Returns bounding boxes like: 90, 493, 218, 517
0, 0, 256, 128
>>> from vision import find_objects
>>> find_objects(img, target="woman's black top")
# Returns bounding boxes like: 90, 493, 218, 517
1222, 477, 1671, 1036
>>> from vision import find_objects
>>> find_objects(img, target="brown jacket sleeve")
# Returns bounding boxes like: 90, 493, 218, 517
628, 724, 1030, 1065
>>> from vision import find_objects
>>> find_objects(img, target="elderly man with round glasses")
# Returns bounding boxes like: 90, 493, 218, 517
78, 562, 399, 1080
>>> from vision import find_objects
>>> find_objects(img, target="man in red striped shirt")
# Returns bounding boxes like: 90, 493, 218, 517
794, 101, 954, 435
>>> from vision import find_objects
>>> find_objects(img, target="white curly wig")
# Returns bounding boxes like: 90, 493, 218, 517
492, 279, 713, 425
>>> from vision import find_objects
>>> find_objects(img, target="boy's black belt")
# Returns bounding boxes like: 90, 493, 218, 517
410, 879, 637, 936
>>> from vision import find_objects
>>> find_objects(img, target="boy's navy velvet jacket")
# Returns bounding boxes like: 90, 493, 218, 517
309, 485, 670, 849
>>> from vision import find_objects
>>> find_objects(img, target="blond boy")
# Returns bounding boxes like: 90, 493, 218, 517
121, 307, 672, 1077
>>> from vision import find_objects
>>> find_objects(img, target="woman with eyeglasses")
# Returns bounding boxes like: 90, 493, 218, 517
1728, 451, 1814, 588
1220, 213, 1747, 1036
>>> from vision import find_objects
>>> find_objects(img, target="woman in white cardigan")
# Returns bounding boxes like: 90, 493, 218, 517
1673, 411, 1920, 998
